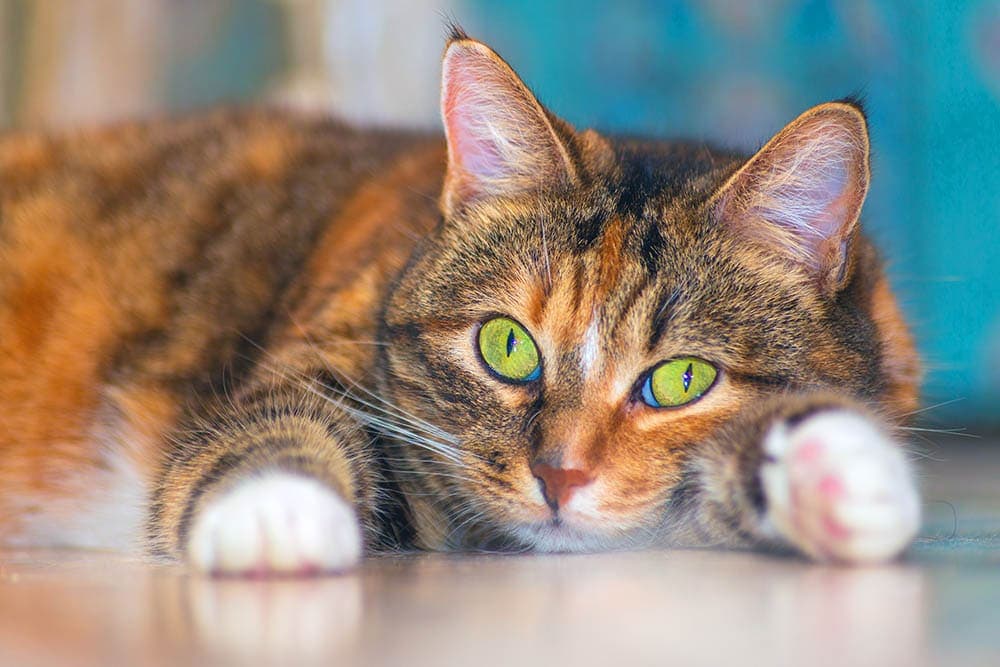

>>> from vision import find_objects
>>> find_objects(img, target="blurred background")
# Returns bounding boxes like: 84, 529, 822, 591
0, 0, 996, 429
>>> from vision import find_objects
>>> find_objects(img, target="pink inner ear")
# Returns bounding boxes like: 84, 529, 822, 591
772, 151, 849, 237
735, 115, 867, 271
442, 67, 508, 186
440, 41, 568, 206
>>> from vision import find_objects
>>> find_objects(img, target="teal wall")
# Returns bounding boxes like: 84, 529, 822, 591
467, 0, 1000, 426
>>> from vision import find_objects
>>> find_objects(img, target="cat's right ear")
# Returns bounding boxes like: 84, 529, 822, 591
440, 37, 577, 215
710, 101, 870, 294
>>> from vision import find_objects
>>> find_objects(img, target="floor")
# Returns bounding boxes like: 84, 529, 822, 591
1, 436, 999, 667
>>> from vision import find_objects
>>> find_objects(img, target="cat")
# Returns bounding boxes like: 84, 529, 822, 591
0, 30, 921, 575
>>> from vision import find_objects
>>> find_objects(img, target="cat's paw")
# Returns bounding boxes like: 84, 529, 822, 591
187, 473, 361, 576
760, 410, 919, 564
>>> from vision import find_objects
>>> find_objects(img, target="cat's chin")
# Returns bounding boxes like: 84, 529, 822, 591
511, 519, 632, 553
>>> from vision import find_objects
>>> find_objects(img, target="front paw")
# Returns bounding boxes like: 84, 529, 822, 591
187, 473, 362, 576
761, 410, 919, 564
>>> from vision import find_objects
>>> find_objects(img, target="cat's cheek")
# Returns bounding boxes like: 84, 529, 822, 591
187, 473, 362, 577
760, 410, 920, 564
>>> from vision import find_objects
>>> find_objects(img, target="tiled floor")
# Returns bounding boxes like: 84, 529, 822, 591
1, 436, 998, 667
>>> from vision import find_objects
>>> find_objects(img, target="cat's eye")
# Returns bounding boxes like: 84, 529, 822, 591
641, 357, 717, 408
478, 317, 541, 382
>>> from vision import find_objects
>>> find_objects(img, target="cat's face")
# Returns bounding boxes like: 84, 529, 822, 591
379, 36, 909, 551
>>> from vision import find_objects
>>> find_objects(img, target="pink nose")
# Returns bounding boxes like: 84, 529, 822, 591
531, 463, 593, 510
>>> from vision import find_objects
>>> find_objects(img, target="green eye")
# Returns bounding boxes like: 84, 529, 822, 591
641, 357, 717, 408
478, 317, 541, 382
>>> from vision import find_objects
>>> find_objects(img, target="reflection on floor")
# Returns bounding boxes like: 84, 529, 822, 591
1, 436, 998, 667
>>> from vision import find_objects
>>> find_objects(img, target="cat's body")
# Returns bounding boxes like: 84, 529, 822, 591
0, 34, 921, 573
0, 111, 443, 551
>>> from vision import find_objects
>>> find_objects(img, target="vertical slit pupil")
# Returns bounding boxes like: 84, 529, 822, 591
682, 363, 693, 392
506, 328, 517, 357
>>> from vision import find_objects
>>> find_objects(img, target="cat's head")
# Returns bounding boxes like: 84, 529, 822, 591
379, 34, 918, 551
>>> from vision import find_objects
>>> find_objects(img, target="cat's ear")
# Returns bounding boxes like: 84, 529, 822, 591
711, 101, 870, 292
440, 36, 577, 215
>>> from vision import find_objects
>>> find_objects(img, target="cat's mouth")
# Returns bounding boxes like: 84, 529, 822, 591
496, 477, 645, 552
507, 501, 648, 552
514, 518, 621, 553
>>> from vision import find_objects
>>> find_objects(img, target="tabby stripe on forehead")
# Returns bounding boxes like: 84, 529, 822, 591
650, 288, 685, 349
638, 219, 667, 273
606, 277, 652, 343
593, 216, 629, 299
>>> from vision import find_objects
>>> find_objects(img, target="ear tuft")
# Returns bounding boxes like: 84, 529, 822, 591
835, 92, 868, 117
714, 102, 870, 291
443, 19, 469, 43
440, 38, 575, 214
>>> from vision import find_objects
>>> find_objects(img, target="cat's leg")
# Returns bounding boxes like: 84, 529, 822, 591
147, 381, 379, 576
669, 393, 920, 564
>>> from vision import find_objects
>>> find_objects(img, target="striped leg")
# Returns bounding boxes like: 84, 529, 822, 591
147, 380, 378, 576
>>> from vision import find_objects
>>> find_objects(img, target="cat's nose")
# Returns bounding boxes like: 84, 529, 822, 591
530, 462, 593, 511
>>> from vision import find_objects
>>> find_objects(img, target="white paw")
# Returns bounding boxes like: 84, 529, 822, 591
761, 410, 919, 564
187, 473, 361, 576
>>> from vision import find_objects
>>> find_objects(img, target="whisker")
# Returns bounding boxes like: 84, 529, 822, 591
313, 375, 457, 443
233, 348, 473, 468
274, 323, 463, 445
902, 397, 965, 417
444, 504, 492, 545
235, 331, 465, 453
389, 471, 477, 486
899, 426, 979, 438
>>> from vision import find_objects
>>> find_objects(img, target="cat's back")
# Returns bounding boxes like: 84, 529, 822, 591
0, 108, 435, 270
0, 110, 443, 538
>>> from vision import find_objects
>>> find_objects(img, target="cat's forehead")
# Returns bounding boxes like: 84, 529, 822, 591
446, 174, 800, 360
606, 139, 743, 208
445, 170, 731, 334
424, 138, 782, 354
489, 210, 703, 359
529, 139, 744, 271
520, 185, 715, 298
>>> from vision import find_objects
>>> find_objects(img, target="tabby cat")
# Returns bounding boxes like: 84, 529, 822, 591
0, 32, 921, 574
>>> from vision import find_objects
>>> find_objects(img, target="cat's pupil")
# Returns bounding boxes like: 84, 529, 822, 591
682, 363, 693, 392
506, 328, 517, 357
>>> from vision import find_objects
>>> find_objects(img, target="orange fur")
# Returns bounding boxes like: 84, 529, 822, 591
870, 276, 921, 417
0, 37, 922, 563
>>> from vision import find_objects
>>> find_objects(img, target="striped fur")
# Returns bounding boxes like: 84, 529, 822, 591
0, 35, 920, 568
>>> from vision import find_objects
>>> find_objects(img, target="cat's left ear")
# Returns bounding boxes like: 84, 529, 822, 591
440, 36, 578, 215
711, 101, 870, 293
